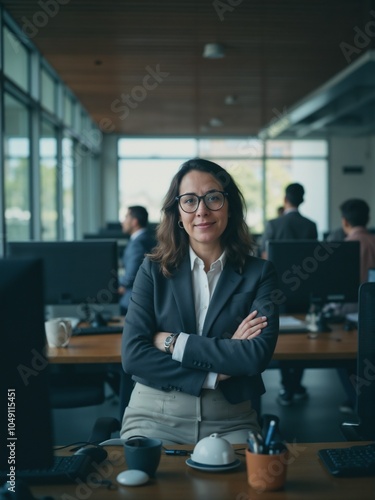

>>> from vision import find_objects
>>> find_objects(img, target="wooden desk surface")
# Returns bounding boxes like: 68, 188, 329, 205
48, 333, 122, 363
48, 323, 357, 364
31, 442, 375, 500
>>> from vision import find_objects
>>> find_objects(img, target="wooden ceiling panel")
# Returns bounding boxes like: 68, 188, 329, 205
1, 0, 372, 136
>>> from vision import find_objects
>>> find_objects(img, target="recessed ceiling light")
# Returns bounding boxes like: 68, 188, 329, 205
209, 118, 223, 127
202, 43, 225, 59
224, 95, 237, 105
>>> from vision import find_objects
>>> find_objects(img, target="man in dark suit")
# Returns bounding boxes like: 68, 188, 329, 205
261, 183, 318, 406
261, 183, 318, 258
119, 206, 156, 315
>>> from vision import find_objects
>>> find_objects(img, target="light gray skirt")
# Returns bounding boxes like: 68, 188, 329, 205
120, 382, 260, 444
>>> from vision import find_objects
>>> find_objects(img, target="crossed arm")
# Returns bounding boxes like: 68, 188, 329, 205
153, 310, 268, 381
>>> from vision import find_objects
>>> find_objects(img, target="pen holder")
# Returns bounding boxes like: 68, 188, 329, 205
246, 449, 288, 492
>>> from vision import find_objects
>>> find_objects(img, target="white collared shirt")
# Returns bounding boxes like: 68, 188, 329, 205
172, 247, 226, 388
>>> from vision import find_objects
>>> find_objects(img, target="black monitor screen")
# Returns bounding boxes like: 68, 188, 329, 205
267, 240, 360, 313
356, 282, 375, 440
0, 258, 54, 473
7, 241, 119, 313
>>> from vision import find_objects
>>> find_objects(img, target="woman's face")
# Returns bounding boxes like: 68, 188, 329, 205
178, 170, 229, 254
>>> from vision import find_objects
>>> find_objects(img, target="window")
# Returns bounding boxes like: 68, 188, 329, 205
118, 138, 328, 235
265, 141, 328, 234
41, 68, 57, 114
63, 93, 74, 128
62, 136, 75, 240
40, 119, 58, 240
3, 26, 29, 92
4, 94, 31, 240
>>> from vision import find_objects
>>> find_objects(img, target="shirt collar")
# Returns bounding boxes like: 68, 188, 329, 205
189, 246, 226, 271
283, 207, 298, 214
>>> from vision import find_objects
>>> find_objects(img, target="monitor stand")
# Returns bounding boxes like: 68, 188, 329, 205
307, 299, 332, 333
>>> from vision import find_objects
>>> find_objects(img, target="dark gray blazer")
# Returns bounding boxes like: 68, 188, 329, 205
122, 254, 279, 404
261, 211, 318, 253
120, 230, 156, 311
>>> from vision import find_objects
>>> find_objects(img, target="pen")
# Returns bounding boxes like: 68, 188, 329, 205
264, 419, 277, 452
247, 431, 261, 454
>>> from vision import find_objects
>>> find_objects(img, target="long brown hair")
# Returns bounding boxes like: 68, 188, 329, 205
149, 158, 255, 276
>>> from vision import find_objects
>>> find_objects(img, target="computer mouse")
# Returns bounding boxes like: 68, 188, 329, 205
74, 445, 108, 463
116, 469, 149, 486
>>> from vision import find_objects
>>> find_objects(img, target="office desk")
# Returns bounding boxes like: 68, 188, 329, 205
48, 323, 357, 365
31, 442, 375, 500
275, 325, 357, 362
48, 333, 122, 364
47, 324, 357, 414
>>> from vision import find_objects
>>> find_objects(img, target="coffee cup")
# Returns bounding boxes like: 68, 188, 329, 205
124, 436, 162, 477
246, 448, 288, 492
45, 318, 72, 347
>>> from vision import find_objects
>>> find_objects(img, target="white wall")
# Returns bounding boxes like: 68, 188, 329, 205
329, 135, 375, 230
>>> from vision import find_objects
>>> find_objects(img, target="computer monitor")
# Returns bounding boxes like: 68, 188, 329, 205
6, 241, 119, 320
267, 240, 360, 314
0, 258, 54, 473
354, 281, 375, 440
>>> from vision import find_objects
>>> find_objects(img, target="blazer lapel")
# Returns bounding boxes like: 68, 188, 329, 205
170, 254, 197, 333
202, 262, 243, 335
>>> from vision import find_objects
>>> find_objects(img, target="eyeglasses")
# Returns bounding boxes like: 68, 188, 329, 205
175, 190, 228, 213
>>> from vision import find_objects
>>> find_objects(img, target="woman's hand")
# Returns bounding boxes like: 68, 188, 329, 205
218, 311, 267, 381
153, 331, 171, 352
231, 310, 267, 340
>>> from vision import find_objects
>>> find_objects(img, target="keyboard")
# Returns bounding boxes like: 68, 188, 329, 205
3, 455, 92, 484
318, 443, 375, 477
73, 325, 123, 335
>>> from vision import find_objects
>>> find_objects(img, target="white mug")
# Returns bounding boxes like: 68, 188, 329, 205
45, 318, 72, 347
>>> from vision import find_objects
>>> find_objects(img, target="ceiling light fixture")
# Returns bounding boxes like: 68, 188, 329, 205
209, 117, 223, 127
203, 43, 225, 59
224, 95, 237, 105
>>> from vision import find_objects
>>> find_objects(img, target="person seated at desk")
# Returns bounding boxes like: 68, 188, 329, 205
118, 205, 156, 315
120, 158, 279, 444
261, 182, 318, 407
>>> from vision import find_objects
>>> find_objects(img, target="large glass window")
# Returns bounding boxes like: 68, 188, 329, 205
62, 136, 75, 240
1, 15, 100, 252
118, 139, 198, 222
63, 93, 74, 128
41, 68, 57, 114
3, 27, 29, 92
265, 140, 328, 233
4, 94, 31, 240
40, 119, 58, 240
118, 138, 328, 235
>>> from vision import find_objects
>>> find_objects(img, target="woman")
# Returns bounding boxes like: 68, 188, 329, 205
121, 158, 279, 444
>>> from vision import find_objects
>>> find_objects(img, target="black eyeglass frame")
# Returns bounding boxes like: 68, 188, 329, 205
175, 190, 228, 213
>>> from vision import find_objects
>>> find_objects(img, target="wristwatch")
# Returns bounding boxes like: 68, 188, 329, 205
164, 333, 179, 353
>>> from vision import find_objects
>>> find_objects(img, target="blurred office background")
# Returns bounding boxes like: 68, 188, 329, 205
1, 1, 375, 249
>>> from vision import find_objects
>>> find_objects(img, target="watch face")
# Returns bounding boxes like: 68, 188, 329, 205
164, 334, 175, 352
